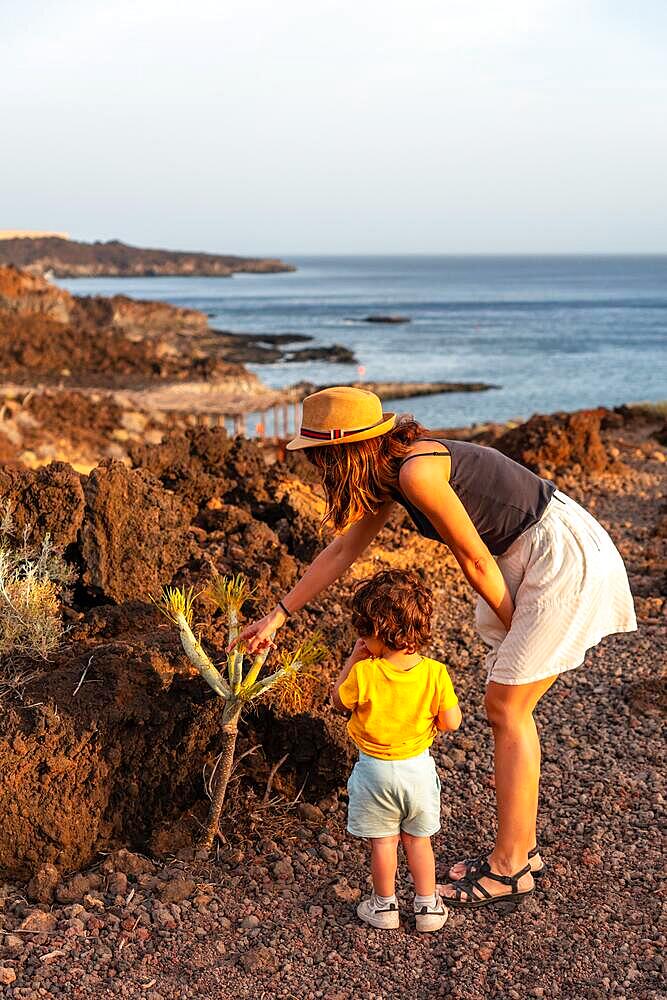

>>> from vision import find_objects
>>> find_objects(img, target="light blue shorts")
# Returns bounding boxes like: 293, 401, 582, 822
346, 749, 441, 839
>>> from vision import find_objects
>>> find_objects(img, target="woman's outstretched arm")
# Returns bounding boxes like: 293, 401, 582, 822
399, 457, 514, 630
231, 500, 394, 653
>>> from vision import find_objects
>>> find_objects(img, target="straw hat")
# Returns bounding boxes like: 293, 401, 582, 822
286, 386, 396, 450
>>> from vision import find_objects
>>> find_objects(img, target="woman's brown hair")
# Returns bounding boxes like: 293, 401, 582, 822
351, 569, 433, 652
306, 416, 427, 532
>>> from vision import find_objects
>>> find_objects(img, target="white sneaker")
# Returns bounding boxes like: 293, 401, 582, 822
356, 893, 400, 929
414, 894, 448, 932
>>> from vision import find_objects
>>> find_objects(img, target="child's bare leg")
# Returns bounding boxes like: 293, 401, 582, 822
400, 831, 435, 895
370, 835, 400, 895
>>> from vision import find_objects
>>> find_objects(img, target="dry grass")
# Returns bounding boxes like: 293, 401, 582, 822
0, 501, 75, 663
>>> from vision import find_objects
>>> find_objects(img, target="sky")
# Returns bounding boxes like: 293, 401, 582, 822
1, 0, 667, 255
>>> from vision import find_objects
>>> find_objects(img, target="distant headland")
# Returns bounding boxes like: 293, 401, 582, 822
0, 234, 295, 278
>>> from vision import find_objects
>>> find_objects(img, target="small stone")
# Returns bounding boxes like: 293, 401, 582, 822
55, 873, 102, 903
318, 832, 337, 848
652, 450, 666, 463
83, 893, 106, 911
271, 860, 294, 882
3, 934, 24, 953
19, 909, 58, 933
159, 878, 196, 904
26, 864, 60, 904
298, 803, 325, 825
330, 879, 361, 904
0, 967, 17, 985
319, 846, 338, 865
65, 917, 86, 934
100, 849, 156, 876
240, 914, 260, 929
240, 945, 278, 973
107, 872, 128, 896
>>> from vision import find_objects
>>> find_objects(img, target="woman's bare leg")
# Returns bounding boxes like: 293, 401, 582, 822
443, 674, 557, 898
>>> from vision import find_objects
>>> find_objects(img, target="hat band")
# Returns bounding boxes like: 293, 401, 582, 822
299, 416, 388, 441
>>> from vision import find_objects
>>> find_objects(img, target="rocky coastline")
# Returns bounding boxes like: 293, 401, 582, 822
0, 237, 295, 279
291, 379, 500, 401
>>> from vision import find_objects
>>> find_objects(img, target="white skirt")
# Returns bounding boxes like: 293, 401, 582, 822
475, 490, 637, 686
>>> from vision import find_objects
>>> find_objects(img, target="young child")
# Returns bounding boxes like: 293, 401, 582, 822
332, 569, 461, 932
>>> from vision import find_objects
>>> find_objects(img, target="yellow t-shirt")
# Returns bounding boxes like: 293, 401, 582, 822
337, 655, 458, 761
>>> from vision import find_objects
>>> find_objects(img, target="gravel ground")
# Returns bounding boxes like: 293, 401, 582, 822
0, 427, 664, 999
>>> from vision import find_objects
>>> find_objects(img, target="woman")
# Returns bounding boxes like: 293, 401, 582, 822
236, 386, 636, 908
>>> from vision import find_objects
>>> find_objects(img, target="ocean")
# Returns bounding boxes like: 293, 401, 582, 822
62, 255, 667, 430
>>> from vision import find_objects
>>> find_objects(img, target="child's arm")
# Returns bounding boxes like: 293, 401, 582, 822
437, 703, 462, 731
331, 638, 369, 713
435, 667, 462, 731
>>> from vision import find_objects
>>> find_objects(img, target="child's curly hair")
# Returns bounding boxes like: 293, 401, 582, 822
351, 569, 433, 653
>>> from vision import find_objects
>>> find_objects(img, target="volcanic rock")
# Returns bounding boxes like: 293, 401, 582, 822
55, 873, 103, 904
159, 877, 196, 904
100, 849, 156, 876
0, 462, 85, 548
285, 344, 357, 364
363, 314, 410, 324
26, 863, 60, 903
19, 910, 57, 933
81, 460, 190, 603
494, 408, 610, 477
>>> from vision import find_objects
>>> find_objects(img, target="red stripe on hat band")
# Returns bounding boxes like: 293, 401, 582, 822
299, 416, 388, 441
300, 428, 335, 440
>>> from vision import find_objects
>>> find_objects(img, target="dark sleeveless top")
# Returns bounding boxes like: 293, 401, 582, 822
393, 437, 556, 556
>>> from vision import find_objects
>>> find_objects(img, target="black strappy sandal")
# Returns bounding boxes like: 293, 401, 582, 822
447, 845, 546, 882
446, 860, 534, 912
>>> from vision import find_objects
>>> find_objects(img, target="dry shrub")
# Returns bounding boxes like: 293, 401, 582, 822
0, 501, 75, 662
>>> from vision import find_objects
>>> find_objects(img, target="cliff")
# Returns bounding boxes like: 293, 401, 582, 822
0, 236, 295, 278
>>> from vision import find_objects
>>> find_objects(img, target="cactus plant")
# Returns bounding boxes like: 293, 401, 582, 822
158, 573, 325, 850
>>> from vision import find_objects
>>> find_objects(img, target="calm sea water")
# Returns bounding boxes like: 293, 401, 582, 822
62, 255, 667, 429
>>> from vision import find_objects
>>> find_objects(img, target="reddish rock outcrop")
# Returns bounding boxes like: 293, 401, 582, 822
0, 462, 85, 548
494, 408, 610, 477
81, 460, 191, 604
0, 264, 255, 390
128, 428, 238, 508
